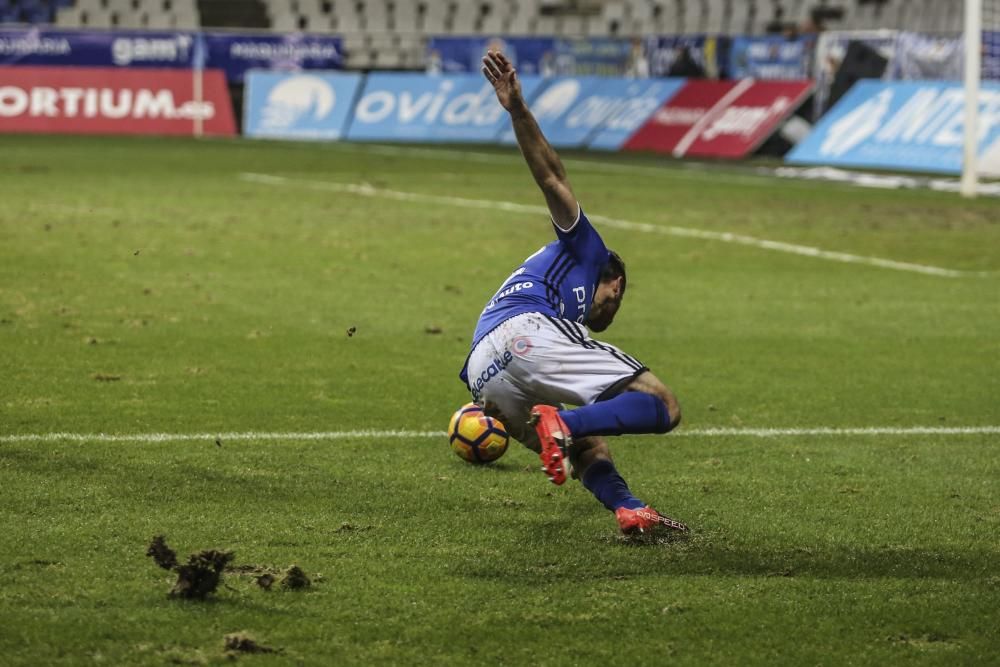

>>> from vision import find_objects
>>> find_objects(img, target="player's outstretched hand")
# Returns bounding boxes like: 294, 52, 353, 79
482, 50, 522, 112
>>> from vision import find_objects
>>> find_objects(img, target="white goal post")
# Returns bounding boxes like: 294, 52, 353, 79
961, 0, 982, 197
962, 0, 1000, 196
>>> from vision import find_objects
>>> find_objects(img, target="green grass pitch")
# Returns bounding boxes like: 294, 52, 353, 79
1, 135, 998, 665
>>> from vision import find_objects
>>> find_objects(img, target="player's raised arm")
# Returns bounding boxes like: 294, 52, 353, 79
482, 50, 579, 231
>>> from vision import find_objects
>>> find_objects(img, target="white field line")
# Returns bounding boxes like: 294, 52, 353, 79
239, 172, 977, 278
2, 426, 999, 444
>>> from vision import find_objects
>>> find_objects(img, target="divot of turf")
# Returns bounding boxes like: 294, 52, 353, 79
226, 563, 276, 575
280, 565, 311, 589
887, 633, 959, 650
608, 530, 690, 547
145, 536, 233, 599
335, 522, 373, 532
147, 539, 315, 598
223, 633, 278, 655
172, 550, 234, 599
146, 535, 178, 570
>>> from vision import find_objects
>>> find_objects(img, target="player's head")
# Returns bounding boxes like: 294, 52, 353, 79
587, 250, 626, 332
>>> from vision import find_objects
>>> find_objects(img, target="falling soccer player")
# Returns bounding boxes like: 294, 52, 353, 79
459, 50, 688, 535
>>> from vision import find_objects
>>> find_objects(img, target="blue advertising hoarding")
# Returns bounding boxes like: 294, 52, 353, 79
499, 76, 684, 149
728, 35, 814, 80
203, 32, 343, 84
983, 31, 999, 80
345, 72, 544, 143
551, 38, 634, 76
499, 76, 608, 147
428, 36, 556, 76
586, 78, 686, 150
787, 79, 1000, 175
427, 36, 634, 77
244, 70, 362, 140
0, 28, 343, 82
644, 35, 716, 78
0, 27, 196, 68
253, 71, 686, 150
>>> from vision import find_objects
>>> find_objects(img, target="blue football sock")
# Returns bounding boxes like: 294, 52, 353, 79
581, 459, 645, 511
559, 392, 669, 438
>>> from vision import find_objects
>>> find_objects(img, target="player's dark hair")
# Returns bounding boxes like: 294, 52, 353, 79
601, 250, 626, 294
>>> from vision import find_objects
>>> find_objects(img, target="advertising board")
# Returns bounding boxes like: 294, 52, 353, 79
624, 79, 812, 158
0, 65, 235, 135
787, 80, 1000, 176
345, 72, 544, 143
244, 70, 362, 139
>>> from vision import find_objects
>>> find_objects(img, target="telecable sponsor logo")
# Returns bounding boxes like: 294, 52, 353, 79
470, 350, 514, 401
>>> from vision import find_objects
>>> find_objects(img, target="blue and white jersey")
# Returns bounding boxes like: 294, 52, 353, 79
460, 207, 610, 385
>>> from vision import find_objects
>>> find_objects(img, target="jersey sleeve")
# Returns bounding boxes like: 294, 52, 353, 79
553, 206, 610, 269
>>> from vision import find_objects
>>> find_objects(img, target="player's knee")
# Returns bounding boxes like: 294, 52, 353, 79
646, 387, 680, 433
626, 371, 680, 433
664, 392, 681, 432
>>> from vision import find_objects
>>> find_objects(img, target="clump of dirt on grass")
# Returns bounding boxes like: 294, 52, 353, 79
225, 563, 274, 575
171, 550, 235, 599
145, 536, 233, 599
223, 632, 278, 655
223, 563, 282, 590
146, 535, 178, 570
280, 565, 311, 589
147, 537, 315, 598
335, 522, 373, 532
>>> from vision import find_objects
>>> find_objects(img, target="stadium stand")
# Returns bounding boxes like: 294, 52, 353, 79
49, 0, 202, 29
198, 0, 267, 28
0, 1, 970, 52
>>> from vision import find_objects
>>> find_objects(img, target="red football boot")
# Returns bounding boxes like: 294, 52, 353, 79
529, 404, 572, 485
615, 505, 689, 535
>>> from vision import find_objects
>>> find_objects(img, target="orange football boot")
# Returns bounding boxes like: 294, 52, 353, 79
615, 505, 689, 535
529, 404, 571, 485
